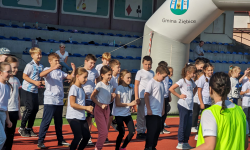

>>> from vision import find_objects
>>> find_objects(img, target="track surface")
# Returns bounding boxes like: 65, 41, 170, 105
12, 118, 250, 150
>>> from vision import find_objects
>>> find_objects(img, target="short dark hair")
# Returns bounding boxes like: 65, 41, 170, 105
156, 65, 169, 75
158, 61, 168, 67
100, 65, 112, 80
85, 54, 97, 61
109, 59, 121, 68
142, 55, 152, 63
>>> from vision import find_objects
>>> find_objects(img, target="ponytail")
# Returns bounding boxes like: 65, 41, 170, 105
228, 65, 241, 77
68, 67, 88, 91
181, 63, 196, 83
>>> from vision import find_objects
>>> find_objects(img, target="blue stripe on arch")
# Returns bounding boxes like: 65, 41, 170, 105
181, 0, 184, 10
170, 0, 174, 8
174, 0, 177, 9
187, 0, 189, 9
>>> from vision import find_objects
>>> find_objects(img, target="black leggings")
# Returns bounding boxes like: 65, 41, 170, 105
115, 116, 135, 150
67, 119, 90, 150
3, 111, 19, 150
161, 98, 170, 130
192, 103, 200, 127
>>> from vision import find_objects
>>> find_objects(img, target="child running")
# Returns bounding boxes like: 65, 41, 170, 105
144, 65, 169, 150
228, 65, 241, 104
66, 67, 94, 150
0, 62, 12, 149
90, 66, 116, 150
169, 63, 197, 149
112, 69, 137, 150
3, 57, 21, 150
240, 72, 250, 135
195, 72, 249, 150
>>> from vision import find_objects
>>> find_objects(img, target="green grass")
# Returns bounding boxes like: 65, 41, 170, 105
17, 114, 179, 127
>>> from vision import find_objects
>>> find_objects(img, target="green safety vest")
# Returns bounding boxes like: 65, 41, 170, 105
196, 104, 247, 150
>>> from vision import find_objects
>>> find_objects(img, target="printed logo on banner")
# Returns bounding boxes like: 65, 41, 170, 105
125, 0, 142, 18
17, 0, 42, 7
170, 0, 189, 15
76, 0, 97, 13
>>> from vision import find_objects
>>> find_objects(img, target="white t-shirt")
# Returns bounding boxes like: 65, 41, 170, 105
43, 68, 68, 105
82, 68, 99, 101
95, 64, 103, 75
56, 50, 69, 62
22, 60, 43, 93
193, 80, 199, 103
8, 77, 21, 111
241, 81, 250, 107
197, 75, 211, 105
163, 76, 169, 98
95, 81, 113, 104
228, 77, 240, 99
242, 76, 249, 86
200, 100, 249, 137
144, 78, 165, 117
176, 79, 196, 110
66, 85, 86, 120
135, 69, 154, 98
0, 82, 11, 111
112, 85, 134, 116
194, 45, 205, 59
110, 74, 119, 104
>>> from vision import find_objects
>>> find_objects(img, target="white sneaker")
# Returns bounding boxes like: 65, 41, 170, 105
176, 143, 190, 149
191, 127, 198, 133
194, 135, 198, 141
87, 138, 94, 146
184, 143, 193, 149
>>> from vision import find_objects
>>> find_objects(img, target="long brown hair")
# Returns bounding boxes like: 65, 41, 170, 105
203, 63, 214, 82
100, 65, 112, 80
181, 63, 196, 83
0, 62, 12, 90
69, 67, 88, 90
118, 69, 131, 89
5, 56, 19, 64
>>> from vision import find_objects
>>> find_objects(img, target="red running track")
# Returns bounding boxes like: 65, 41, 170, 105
12, 118, 250, 150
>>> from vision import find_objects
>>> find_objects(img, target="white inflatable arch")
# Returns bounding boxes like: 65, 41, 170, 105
141, 0, 250, 114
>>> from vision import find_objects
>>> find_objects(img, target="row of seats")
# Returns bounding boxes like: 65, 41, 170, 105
23, 51, 141, 60
0, 23, 140, 38
189, 59, 250, 64
0, 36, 142, 49
191, 40, 233, 46
190, 49, 248, 55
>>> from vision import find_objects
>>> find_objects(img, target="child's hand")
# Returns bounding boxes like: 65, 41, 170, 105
245, 69, 250, 75
179, 94, 187, 99
6, 119, 12, 128
41, 81, 45, 85
18, 112, 22, 120
162, 110, 165, 116
34, 81, 42, 87
87, 106, 94, 113
136, 98, 140, 105
52, 64, 61, 70
200, 103, 205, 109
129, 100, 137, 106
111, 93, 116, 100
101, 104, 108, 110
130, 107, 135, 113
147, 109, 152, 115
71, 63, 76, 71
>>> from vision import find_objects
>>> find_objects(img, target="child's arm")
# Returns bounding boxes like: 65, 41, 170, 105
23, 73, 42, 87
193, 87, 198, 96
69, 95, 93, 112
169, 84, 186, 99
40, 64, 61, 78
5, 111, 12, 128
240, 89, 250, 95
169, 93, 172, 102
18, 96, 22, 120
90, 89, 107, 109
162, 97, 165, 116
144, 92, 152, 115
65, 63, 76, 80
134, 80, 140, 101
239, 69, 249, 83
115, 94, 137, 107
111, 92, 116, 103
198, 87, 205, 109
192, 136, 216, 150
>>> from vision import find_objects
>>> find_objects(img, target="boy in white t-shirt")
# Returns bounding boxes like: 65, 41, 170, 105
134, 56, 154, 139
144, 65, 168, 150
95, 52, 111, 75
107, 59, 121, 142
37, 53, 75, 149
240, 72, 250, 132
82, 54, 100, 145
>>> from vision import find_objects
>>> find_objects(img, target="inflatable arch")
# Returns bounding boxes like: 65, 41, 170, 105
141, 0, 250, 114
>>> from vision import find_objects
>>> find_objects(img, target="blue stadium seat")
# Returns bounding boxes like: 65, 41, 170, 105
138, 46, 142, 48
222, 61, 228, 63
23, 37, 31, 41
226, 51, 231, 54
205, 41, 211, 44
212, 42, 217, 45
215, 60, 221, 63
238, 52, 243, 55
10, 37, 19, 40
133, 35, 140, 38
210, 60, 215, 63
111, 55, 115, 59
213, 51, 219, 53
232, 52, 237, 54
23, 51, 29, 55
94, 42, 100, 46
67, 29, 73, 32
130, 45, 137, 48
97, 32, 105, 35
220, 51, 225, 54
248, 62, 250, 64
78, 30, 86, 34
190, 49, 193, 52
72, 41, 78, 44
73, 53, 82, 57
102, 43, 109, 46
54, 41, 60, 43
24, 26, 31, 29
189, 59, 194, 62
42, 52, 48, 56
116, 34, 123, 37
48, 39, 55, 42
218, 42, 223, 45
131, 69, 138, 73
116, 56, 124, 59
240, 72, 244, 75
244, 52, 249, 55
230, 44, 234, 46
87, 31, 95, 34
136, 57, 141, 60
228, 61, 234, 64
203, 50, 207, 53
96, 54, 102, 58
107, 33, 114, 36
59, 40, 66, 43
235, 61, 241, 64
68, 55, 76, 57
0, 36, 6, 39
126, 56, 134, 59
0, 23, 6, 26
241, 61, 247, 64
81, 42, 89, 45
11, 24, 19, 28
224, 71, 228, 74
124, 35, 132, 38
207, 50, 212, 53
224, 43, 229, 45
58, 29, 65, 32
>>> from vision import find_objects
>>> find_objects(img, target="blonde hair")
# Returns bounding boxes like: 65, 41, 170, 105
0, 62, 12, 90
118, 69, 131, 88
69, 67, 88, 90
102, 52, 111, 61
109, 59, 120, 68
48, 53, 60, 60
29, 47, 42, 55
5, 56, 19, 64
228, 65, 241, 77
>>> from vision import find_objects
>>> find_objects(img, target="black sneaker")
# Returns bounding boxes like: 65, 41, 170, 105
105, 138, 109, 143
111, 122, 118, 131
58, 140, 70, 147
26, 128, 37, 137
37, 143, 46, 149
18, 128, 30, 137
136, 133, 146, 140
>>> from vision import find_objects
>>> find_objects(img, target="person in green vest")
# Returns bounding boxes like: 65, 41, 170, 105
194, 72, 249, 150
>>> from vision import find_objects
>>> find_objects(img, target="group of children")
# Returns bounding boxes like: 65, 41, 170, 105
0, 46, 249, 150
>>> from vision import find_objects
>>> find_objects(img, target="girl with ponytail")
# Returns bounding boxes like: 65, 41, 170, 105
195, 72, 248, 150
66, 67, 94, 150
169, 63, 197, 149
228, 65, 241, 104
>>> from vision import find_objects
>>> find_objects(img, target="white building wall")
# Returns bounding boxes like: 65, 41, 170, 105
234, 12, 249, 28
